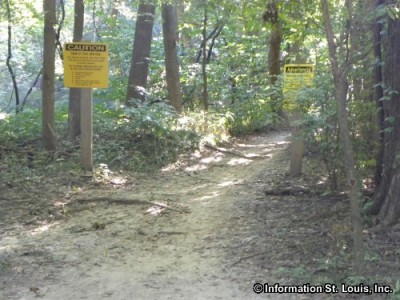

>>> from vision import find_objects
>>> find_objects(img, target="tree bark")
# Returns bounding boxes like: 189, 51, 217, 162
321, 0, 364, 274
42, 0, 57, 151
268, 26, 282, 86
367, 0, 385, 213
126, 2, 156, 104
66, 0, 84, 143
264, 1, 282, 116
371, 10, 400, 225
201, 4, 209, 112
162, 4, 182, 111
177, 0, 190, 56
373, 0, 385, 189
6, 0, 20, 114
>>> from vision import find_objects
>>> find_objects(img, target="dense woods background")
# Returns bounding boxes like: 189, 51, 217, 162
1, 0, 400, 280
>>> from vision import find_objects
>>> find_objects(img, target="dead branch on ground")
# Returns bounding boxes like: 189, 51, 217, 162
203, 143, 265, 159
74, 197, 190, 213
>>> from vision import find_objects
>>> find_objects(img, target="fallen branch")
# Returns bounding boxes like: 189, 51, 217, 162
265, 185, 310, 196
75, 197, 189, 213
157, 231, 187, 235
204, 143, 264, 159
231, 251, 270, 267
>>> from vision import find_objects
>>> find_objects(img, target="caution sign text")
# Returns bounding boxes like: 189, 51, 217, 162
63, 42, 109, 88
283, 64, 314, 110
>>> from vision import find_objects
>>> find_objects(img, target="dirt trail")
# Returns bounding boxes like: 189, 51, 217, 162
0, 131, 307, 300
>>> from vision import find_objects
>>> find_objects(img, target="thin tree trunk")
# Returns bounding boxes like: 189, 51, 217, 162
5, 0, 20, 114
111, 0, 121, 18
321, 0, 364, 274
42, 0, 57, 151
126, 2, 156, 104
202, 4, 208, 112
177, 0, 190, 56
264, 1, 282, 116
66, 0, 84, 142
162, 4, 182, 111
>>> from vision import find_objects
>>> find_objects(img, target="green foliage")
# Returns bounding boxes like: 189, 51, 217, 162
0, 108, 74, 184
1, 0, 400, 291
226, 98, 276, 135
177, 29, 279, 135
0, 102, 200, 174
349, 100, 379, 178
177, 110, 231, 145
0, 108, 68, 146
0, 0, 385, 189
302, 72, 343, 190
93, 101, 199, 171
0, 110, 41, 143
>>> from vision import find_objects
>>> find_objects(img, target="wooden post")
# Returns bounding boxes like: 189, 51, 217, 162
288, 110, 304, 176
80, 88, 93, 171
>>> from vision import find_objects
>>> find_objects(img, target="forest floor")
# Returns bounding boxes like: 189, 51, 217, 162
0, 131, 399, 300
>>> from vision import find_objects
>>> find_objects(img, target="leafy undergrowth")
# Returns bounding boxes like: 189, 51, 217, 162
0, 102, 200, 175
0, 99, 280, 198
1, 99, 274, 179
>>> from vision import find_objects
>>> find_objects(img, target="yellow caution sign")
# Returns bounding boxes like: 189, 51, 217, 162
283, 64, 314, 110
63, 42, 109, 88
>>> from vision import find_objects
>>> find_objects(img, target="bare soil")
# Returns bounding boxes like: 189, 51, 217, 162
0, 131, 398, 299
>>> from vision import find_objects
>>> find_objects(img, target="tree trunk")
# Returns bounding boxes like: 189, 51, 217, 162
373, 0, 385, 190
268, 26, 282, 86
111, 0, 121, 18
264, 1, 282, 116
201, 4, 209, 112
6, 0, 20, 114
126, 2, 156, 104
66, 0, 84, 143
177, 0, 190, 56
287, 48, 307, 176
162, 4, 182, 111
42, 0, 57, 151
371, 12, 400, 225
367, 0, 385, 212
321, 0, 364, 274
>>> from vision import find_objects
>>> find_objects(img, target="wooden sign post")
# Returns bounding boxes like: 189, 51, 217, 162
63, 42, 109, 171
80, 88, 93, 171
283, 64, 314, 176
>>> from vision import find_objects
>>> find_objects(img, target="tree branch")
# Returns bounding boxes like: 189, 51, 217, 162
196, 24, 220, 63
6, 0, 20, 114
207, 24, 224, 63
20, 68, 43, 112
55, 0, 65, 61
320, 0, 340, 83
